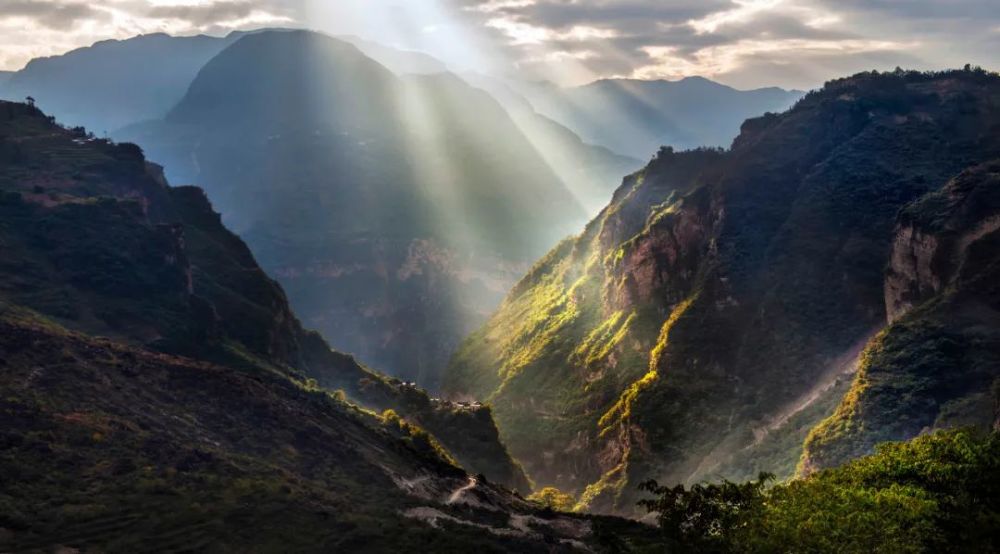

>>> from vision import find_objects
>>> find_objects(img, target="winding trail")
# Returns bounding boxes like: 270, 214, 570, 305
447, 476, 477, 505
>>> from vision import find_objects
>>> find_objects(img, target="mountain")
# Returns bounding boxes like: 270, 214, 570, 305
517, 76, 803, 158
0, 98, 532, 492
459, 72, 642, 213
0, 99, 675, 551
0, 32, 240, 132
119, 30, 601, 389
342, 35, 450, 75
445, 69, 1000, 514
0, 70, 11, 89
0, 98, 592, 551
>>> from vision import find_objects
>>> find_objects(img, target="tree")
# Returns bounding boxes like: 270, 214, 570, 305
527, 487, 577, 512
25, 96, 35, 107
637, 472, 773, 552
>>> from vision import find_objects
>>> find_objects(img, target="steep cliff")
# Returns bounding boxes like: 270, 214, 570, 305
445, 69, 1000, 513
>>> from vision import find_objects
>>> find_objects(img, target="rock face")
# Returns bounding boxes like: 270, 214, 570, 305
445, 70, 1000, 514
0, 100, 529, 496
884, 172, 1000, 323
120, 30, 600, 389
885, 226, 944, 322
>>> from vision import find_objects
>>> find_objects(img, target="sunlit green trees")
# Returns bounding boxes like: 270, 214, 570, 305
527, 487, 577, 512
639, 429, 1000, 552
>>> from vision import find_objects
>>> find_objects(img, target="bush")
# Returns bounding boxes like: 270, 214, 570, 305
527, 487, 577, 512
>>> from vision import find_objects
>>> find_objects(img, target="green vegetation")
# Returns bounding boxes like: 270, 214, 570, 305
640, 429, 1000, 553
527, 487, 577, 512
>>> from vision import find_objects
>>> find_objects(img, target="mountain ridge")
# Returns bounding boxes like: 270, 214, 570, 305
513, 75, 804, 158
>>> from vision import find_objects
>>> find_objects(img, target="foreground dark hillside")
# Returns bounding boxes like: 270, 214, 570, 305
446, 68, 1000, 513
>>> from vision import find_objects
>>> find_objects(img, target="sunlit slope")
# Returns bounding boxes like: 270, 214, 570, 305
445, 69, 1000, 513
121, 30, 590, 388
0, 100, 529, 494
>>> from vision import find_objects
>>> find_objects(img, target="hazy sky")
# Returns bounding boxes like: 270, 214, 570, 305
1, 0, 998, 89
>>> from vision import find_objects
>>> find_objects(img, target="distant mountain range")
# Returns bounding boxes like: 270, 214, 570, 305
342, 35, 450, 75
0, 32, 242, 132
515, 77, 804, 158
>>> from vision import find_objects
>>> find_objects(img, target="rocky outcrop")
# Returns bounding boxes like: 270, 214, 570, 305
885, 226, 944, 321
605, 192, 715, 311
886, 163, 1000, 322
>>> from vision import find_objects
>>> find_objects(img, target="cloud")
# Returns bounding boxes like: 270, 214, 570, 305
0, 0, 110, 30
145, 1, 259, 25
459, 0, 1000, 88
0, 0, 293, 70
0, 0, 997, 88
